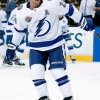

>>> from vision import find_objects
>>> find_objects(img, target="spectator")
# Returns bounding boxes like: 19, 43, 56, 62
5, 0, 18, 20
79, 0, 96, 19
77, 0, 82, 6
93, 0, 100, 26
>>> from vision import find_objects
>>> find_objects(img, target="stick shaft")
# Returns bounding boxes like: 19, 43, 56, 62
94, 31, 100, 38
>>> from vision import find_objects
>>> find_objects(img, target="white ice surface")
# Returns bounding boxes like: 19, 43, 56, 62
0, 59, 100, 100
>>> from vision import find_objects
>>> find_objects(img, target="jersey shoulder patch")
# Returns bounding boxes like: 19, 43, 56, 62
17, 5, 23, 10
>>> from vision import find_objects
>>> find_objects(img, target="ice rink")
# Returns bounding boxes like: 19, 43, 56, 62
0, 59, 100, 100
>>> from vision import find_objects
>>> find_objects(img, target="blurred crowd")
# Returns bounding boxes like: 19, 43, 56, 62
68, 0, 100, 26
0, 0, 100, 26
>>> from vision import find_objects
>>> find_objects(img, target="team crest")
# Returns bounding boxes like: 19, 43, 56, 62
17, 5, 23, 10
25, 16, 32, 22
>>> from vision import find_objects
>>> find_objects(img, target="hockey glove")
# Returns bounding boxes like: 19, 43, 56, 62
6, 43, 17, 61
78, 17, 95, 31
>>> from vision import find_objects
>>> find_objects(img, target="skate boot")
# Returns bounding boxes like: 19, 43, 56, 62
71, 58, 76, 63
2, 57, 13, 67
70, 56, 76, 63
12, 54, 25, 66
63, 96, 74, 100
38, 96, 50, 100
13, 58, 25, 66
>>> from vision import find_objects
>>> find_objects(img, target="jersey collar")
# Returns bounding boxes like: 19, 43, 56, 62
26, 1, 43, 10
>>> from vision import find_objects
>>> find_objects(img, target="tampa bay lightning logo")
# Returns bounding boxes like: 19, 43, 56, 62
34, 17, 51, 37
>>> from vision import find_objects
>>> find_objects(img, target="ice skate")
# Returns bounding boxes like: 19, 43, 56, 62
71, 58, 76, 63
70, 56, 76, 63
12, 54, 25, 66
38, 96, 50, 100
63, 96, 74, 100
2, 57, 13, 67
13, 59, 25, 66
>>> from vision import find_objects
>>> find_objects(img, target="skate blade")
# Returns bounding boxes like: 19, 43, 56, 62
13, 64, 26, 68
1, 63, 13, 67
1, 64, 26, 68
72, 61, 75, 63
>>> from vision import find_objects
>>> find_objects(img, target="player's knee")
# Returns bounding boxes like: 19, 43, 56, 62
30, 64, 45, 80
30, 64, 46, 87
51, 68, 70, 86
51, 68, 67, 79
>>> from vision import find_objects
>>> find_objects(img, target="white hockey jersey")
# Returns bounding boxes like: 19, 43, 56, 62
0, 9, 7, 31
59, 16, 69, 34
12, 0, 82, 51
6, 8, 16, 35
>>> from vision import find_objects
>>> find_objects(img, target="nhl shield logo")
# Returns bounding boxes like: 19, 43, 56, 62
25, 16, 32, 22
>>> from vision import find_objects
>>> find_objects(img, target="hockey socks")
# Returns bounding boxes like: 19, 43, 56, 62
51, 69, 73, 98
32, 79, 49, 98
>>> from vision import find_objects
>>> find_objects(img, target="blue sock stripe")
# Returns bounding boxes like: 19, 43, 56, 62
56, 75, 68, 82
32, 79, 46, 86
56, 75, 70, 86
58, 80, 70, 86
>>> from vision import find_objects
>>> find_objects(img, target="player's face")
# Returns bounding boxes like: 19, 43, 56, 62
30, 0, 42, 8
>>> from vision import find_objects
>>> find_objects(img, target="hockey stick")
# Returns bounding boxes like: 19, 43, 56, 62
93, 31, 100, 39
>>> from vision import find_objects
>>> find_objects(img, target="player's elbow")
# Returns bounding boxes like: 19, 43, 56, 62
65, 4, 74, 16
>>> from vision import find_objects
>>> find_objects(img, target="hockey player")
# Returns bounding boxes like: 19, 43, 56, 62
0, 6, 7, 58
3, 0, 26, 66
4, 0, 95, 100
59, 15, 76, 63
0, 7, 7, 33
